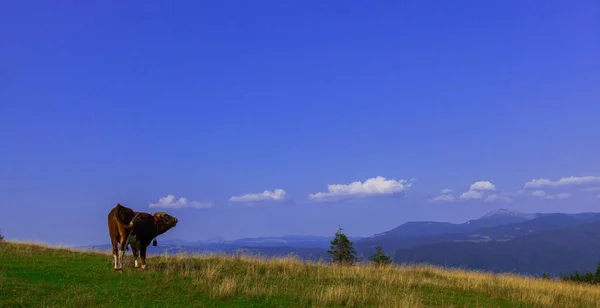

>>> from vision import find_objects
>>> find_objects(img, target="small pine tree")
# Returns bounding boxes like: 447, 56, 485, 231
370, 246, 392, 266
327, 227, 357, 266
0, 228, 4, 242
541, 273, 551, 280
594, 262, 600, 283
573, 271, 582, 282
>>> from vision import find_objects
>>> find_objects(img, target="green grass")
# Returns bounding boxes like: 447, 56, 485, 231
2, 241, 600, 307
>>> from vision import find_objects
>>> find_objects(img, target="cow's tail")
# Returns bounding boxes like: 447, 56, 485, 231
123, 213, 143, 230
123, 213, 142, 252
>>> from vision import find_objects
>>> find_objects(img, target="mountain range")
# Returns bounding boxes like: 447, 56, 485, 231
82, 209, 600, 277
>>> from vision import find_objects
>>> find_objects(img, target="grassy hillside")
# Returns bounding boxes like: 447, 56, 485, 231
2, 242, 600, 307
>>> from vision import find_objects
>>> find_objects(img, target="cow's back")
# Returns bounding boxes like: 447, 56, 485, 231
108, 204, 135, 242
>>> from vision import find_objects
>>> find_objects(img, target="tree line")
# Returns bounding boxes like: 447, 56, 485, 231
552, 262, 600, 285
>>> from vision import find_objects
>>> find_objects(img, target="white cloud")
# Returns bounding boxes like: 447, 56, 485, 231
431, 194, 455, 202
229, 189, 287, 203
432, 181, 498, 201
149, 195, 212, 209
460, 190, 483, 200
308, 176, 413, 202
531, 190, 570, 200
459, 181, 496, 200
485, 194, 513, 203
469, 181, 496, 191
524, 176, 600, 189
430, 188, 456, 202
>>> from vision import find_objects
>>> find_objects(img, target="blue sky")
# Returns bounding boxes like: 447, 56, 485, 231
1, 1, 599, 246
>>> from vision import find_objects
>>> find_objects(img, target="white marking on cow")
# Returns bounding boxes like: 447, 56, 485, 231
113, 254, 118, 269
142, 264, 146, 270
135, 259, 139, 268
128, 235, 140, 250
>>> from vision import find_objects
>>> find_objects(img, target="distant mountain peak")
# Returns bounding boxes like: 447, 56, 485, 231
481, 209, 531, 219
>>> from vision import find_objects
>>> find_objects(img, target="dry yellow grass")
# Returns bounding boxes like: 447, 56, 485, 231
141, 251, 600, 307
3, 241, 600, 307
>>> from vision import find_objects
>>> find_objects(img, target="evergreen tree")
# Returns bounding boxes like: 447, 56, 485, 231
584, 271, 594, 282
594, 262, 600, 282
573, 271, 582, 282
327, 227, 357, 266
0, 228, 4, 242
370, 245, 392, 266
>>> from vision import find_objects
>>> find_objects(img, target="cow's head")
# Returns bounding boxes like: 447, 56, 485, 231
153, 212, 178, 236
116, 203, 135, 225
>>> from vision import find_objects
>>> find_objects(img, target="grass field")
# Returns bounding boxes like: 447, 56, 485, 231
2, 241, 600, 307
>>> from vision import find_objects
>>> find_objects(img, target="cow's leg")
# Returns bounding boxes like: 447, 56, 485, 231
140, 246, 147, 270
118, 234, 128, 271
111, 237, 119, 271
132, 247, 140, 268
118, 248, 126, 270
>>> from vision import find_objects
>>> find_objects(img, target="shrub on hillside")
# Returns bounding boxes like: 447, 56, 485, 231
327, 226, 357, 266
370, 245, 393, 266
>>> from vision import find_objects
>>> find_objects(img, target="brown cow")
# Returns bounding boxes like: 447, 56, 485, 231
107, 203, 136, 272
125, 211, 178, 270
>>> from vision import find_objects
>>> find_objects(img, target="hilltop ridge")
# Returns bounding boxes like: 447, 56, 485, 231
3, 241, 600, 307
479, 208, 539, 220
